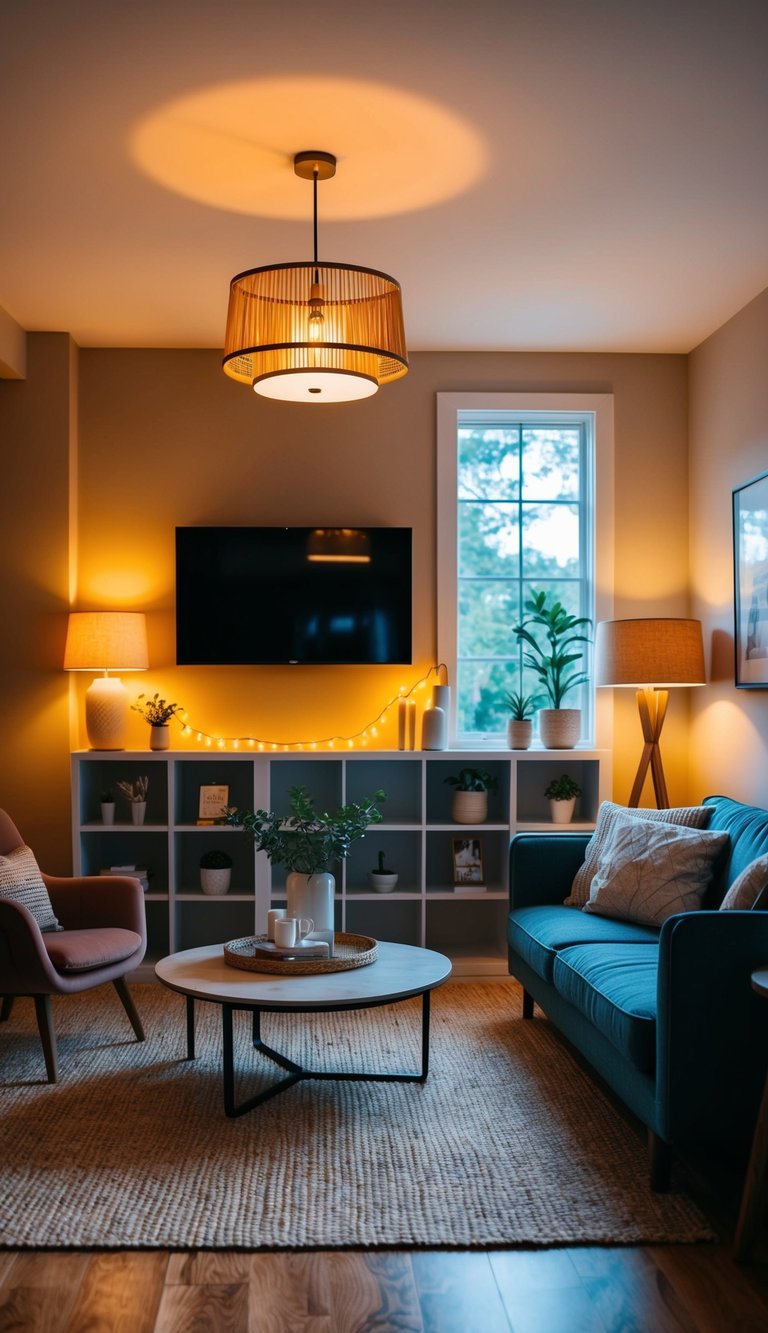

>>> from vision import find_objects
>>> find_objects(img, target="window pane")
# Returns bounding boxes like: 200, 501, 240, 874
458, 581, 519, 656
458, 501, 519, 578
457, 659, 521, 734
522, 504, 580, 578
458, 427, 520, 500
522, 429, 580, 499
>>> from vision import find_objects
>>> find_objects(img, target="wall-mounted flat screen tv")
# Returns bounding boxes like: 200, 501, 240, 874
175, 526, 412, 665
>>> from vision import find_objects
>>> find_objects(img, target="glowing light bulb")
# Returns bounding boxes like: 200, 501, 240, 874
217, 738, 225, 749
258, 742, 265, 751
371, 726, 378, 737
307, 281, 325, 341
205, 737, 212, 747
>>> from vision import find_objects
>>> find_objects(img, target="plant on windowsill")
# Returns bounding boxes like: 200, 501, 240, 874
544, 773, 582, 825
199, 848, 233, 896
226, 785, 386, 952
444, 768, 499, 825
503, 689, 542, 751
368, 849, 399, 893
131, 693, 184, 751
513, 590, 592, 750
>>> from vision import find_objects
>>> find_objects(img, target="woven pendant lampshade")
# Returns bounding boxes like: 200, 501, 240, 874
223, 152, 408, 404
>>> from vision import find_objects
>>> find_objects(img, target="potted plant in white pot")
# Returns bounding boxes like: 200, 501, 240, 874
100, 787, 116, 825
200, 848, 233, 896
116, 775, 149, 825
444, 768, 498, 824
131, 692, 184, 750
226, 785, 385, 956
368, 849, 399, 893
544, 773, 582, 824
513, 590, 592, 749
503, 690, 540, 750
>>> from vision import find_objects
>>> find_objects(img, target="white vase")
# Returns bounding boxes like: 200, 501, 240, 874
100, 802, 115, 825
550, 797, 577, 824
507, 719, 533, 750
538, 709, 581, 750
421, 705, 446, 750
367, 871, 399, 893
286, 871, 335, 955
149, 725, 170, 751
200, 867, 231, 896
131, 802, 147, 826
452, 790, 488, 824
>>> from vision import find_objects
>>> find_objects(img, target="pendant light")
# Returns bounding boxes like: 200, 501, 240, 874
223, 151, 408, 403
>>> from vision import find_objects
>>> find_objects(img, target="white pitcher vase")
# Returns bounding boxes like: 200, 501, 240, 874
286, 871, 335, 957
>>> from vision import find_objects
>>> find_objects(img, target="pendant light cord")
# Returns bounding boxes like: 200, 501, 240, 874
313, 168, 319, 283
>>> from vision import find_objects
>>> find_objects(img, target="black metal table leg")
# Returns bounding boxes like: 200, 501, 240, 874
186, 995, 195, 1059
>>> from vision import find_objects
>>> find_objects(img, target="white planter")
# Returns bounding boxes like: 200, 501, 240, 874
549, 797, 577, 824
538, 709, 581, 750
149, 725, 170, 751
367, 871, 399, 893
452, 789, 488, 824
100, 802, 115, 825
200, 867, 231, 896
507, 719, 533, 750
287, 871, 335, 950
131, 802, 147, 826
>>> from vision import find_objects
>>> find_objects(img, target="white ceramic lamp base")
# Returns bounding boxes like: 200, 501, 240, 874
85, 676, 129, 750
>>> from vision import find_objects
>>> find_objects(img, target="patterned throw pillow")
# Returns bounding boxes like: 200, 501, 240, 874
582, 820, 729, 927
0, 845, 62, 932
720, 853, 768, 910
565, 801, 713, 906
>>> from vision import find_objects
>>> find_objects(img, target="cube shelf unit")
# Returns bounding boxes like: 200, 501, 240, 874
71, 748, 610, 979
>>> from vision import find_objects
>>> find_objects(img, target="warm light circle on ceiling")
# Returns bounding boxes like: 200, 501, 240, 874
130, 76, 487, 219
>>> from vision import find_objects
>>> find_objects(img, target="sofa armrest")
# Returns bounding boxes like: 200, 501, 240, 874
509, 833, 592, 909
656, 910, 768, 1142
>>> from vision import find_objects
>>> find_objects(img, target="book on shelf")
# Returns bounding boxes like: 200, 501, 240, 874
453, 883, 487, 893
100, 865, 150, 893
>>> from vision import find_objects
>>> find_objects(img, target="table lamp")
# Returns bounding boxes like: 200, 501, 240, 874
595, 618, 705, 808
64, 611, 149, 750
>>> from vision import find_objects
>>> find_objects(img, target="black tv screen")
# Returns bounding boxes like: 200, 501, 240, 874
175, 526, 412, 665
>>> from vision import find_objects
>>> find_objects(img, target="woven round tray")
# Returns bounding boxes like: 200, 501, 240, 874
223, 932, 378, 975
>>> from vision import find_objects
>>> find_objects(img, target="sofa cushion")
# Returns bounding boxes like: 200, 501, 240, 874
552, 943, 658, 1071
705, 796, 768, 900
720, 853, 768, 910
0, 845, 62, 932
44, 928, 142, 973
508, 904, 658, 983
566, 801, 712, 906
583, 820, 729, 926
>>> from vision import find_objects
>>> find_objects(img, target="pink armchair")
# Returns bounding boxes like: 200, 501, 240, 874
0, 809, 146, 1081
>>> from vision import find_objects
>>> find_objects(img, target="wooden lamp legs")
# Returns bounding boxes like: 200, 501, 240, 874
628, 687, 670, 809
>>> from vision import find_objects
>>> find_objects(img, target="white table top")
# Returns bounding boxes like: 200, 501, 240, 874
155, 940, 452, 1008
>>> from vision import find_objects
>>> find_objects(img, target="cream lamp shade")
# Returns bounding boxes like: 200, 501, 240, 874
595, 618, 705, 808
64, 612, 149, 751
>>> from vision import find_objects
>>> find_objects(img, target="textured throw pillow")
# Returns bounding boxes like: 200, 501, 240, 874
565, 801, 713, 906
0, 845, 62, 932
720, 854, 768, 910
582, 820, 729, 927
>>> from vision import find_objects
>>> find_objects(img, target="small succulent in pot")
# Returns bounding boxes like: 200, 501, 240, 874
100, 787, 115, 804
199, 849, 233, 870
445, 768, 498, 825
199, 847, 233, 896
544, 774, 582, 801
368, 849, 399, 893
503, 690, 540, 721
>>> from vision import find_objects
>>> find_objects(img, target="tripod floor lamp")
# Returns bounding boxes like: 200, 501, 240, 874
595, 618, 706, 808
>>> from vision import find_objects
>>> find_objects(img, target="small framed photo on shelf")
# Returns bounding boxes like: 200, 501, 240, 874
734, 470, 768, 687
197, 784, 229, 825
452, 837, 486, 890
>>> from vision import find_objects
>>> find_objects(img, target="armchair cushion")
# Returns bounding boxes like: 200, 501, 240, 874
44, 927, 143, 973
0, 845, 62, 932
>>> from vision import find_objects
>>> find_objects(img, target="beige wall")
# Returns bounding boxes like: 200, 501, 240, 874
689, 286, 768, 805
0, 341, 691, 866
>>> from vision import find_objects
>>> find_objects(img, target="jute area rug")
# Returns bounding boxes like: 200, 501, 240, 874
0, 981, 713, 1250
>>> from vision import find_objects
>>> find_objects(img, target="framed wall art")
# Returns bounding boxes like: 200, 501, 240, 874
451, 836, 485, 887
197, 784, 229, 824
734, 470, 768, 687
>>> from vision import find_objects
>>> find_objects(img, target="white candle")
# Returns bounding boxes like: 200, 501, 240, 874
407, 698, 416, 750
397, 698, 407, 750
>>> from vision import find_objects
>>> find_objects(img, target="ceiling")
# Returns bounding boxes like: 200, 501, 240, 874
2, 0, 767, 355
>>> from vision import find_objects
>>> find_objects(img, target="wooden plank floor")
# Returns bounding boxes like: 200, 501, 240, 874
1, 1242, 768, 1332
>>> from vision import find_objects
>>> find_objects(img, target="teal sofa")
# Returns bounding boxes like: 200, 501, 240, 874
507, 795, 768, 1189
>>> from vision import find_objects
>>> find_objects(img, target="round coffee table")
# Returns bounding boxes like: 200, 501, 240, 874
155, 940, 452, 1117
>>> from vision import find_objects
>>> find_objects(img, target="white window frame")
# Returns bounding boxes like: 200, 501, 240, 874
436, 392, 615, 749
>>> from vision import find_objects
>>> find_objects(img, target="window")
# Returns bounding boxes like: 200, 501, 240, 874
437, 393, 614, 747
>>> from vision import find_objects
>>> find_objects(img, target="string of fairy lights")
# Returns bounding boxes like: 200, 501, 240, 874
170, 663, 449, 752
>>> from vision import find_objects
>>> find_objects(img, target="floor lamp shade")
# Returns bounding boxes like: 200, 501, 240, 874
64, 612, 149, 750
595, 618, 705, 808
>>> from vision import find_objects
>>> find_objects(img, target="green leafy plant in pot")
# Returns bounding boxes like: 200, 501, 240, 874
544, 773, 582, 825
227, 785, 385, 954
199, 848, 233, 896
444, 768, 498, 824
368, 849, 399, 893
503, 689, 541, 751
513, 590, 592, 749
131, 693, 184, 751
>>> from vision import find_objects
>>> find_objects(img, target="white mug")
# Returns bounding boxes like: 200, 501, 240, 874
274, 916, 314, 948
267, 908, 287, 941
